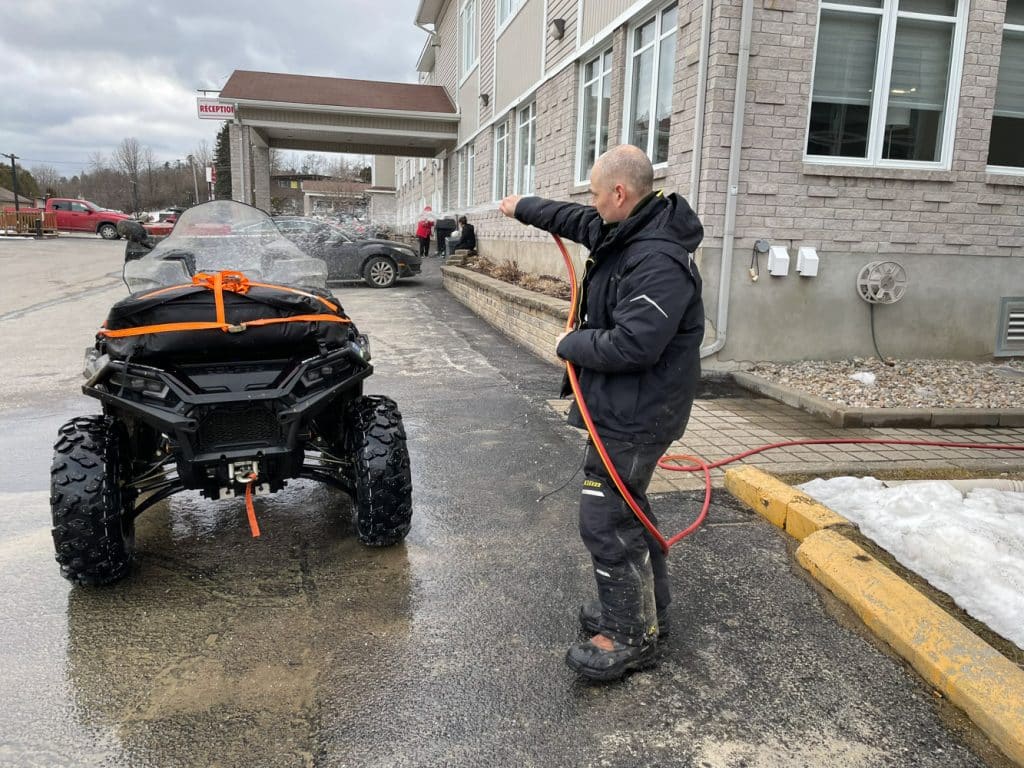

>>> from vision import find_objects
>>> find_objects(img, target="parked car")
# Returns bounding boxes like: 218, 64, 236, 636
273, 216, 420, 288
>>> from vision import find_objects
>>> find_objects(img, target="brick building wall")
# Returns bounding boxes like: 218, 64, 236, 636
399, 0, 1024, 362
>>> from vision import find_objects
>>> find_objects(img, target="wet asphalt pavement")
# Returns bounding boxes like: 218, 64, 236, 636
0, 237, 1008, 767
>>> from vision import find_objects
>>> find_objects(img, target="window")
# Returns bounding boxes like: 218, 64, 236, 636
460, 0, 478, 77
70, 202, 89, 212
457, 149, 466, 207
807, 0, 965, 165
493, 121, 509, 200
626, 4, 677, 165
577, 49, 613, 182
515, 102, 537, 194
466, 141, 476, 206
989, 0, 1024, 169
456, 146, 475, 207
497, 0, 524, 28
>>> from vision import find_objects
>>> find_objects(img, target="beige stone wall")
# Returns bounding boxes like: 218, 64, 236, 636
441, 265, 568, 366
399, 0, 1024, 361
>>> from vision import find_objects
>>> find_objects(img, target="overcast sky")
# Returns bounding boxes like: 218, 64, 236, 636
0, 0, 426, 178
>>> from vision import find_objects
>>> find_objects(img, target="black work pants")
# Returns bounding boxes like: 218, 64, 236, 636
417, 236, 431, 260
579, 437, 672, 646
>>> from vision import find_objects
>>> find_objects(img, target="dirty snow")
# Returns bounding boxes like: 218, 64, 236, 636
798, 477, 1024, 649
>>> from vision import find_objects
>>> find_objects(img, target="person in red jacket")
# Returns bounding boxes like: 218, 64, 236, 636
415, 207, 435, 260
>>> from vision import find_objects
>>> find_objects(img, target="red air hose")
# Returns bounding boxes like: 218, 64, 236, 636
551, 234, 1024, 553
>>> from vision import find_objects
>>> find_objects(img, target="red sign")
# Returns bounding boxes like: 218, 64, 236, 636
197, 98, 235, 119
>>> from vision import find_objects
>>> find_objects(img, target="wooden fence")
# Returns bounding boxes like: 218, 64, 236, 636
0, 211, 58, 236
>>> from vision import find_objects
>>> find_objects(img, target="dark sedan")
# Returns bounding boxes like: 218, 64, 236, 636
273, 216, 421, 288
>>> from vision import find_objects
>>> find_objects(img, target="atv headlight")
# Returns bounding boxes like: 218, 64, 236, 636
353, 333, 371, 362
83, 347, 108, 380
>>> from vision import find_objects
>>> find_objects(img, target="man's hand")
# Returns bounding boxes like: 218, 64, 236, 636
499, 194, 523, 218
556, 330, 571, 357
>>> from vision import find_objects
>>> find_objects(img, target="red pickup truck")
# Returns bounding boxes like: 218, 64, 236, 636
5, 197, 143, 240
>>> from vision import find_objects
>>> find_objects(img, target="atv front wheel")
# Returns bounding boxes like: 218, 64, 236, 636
50, 416, 135, 585
344, 396, 412, 545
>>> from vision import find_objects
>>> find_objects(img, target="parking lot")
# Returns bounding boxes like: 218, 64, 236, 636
0, 234, 1012, 767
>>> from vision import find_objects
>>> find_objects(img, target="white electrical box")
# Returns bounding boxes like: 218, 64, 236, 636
797, 247, 819, 277
767, 246, 790, 276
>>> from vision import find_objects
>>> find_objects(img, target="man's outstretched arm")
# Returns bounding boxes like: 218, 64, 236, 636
500, 194, 602, 251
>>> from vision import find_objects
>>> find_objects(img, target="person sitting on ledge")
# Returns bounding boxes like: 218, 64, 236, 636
445, 215, 476, 260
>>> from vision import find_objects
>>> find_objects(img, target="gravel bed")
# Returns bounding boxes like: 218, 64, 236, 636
748, 358, 1024, 409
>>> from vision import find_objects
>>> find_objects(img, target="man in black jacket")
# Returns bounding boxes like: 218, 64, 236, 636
499, 144, 704, 681
445, 215, 476, 259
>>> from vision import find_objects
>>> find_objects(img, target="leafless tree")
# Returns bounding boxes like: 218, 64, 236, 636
142, 146, 156, 206
301, 153, 328, 175
30, 164, 62, 196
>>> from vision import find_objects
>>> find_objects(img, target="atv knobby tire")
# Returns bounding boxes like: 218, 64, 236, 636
344, 395, 412, 546
50, 416, 135, 585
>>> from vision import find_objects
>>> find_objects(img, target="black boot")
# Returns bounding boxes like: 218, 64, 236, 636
579, 600, 670, 639
565, 636, 657, 681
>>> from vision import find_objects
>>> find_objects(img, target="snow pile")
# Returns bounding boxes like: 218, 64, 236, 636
798, 476, 1024, 649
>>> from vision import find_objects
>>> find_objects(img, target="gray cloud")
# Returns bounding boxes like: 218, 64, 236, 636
1, 0, 426, 177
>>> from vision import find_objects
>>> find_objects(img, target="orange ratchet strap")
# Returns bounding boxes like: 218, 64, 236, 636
99, 270, 350, 339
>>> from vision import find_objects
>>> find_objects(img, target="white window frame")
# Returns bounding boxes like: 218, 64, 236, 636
496, 0, 526, 36
514, 101, 537, 194
622, 3, 678, 167
460, 0, 479, 81
576, 47, 614, 184
987, 4, 1024, 173
466, 141, 476, 206
492, 121, 509, 201
457, 149, 467, 208
805, 0, 968, 170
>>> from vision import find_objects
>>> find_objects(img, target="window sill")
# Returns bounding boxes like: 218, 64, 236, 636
985, 170, 1024, 187
459, 62, 479, 89
495, 2, 528, 39
801, 162, 953, 182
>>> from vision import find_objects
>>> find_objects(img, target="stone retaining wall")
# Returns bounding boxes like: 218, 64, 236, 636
441, 264, 568, 367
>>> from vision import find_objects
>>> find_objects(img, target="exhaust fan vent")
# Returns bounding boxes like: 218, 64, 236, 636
996, 297, 1024, 357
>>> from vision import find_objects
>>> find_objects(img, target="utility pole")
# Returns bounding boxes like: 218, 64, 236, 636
187, 155, 200, 206
2, 153, 20, 212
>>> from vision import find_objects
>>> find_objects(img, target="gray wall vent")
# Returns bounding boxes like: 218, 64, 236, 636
996, 297, 1024, 357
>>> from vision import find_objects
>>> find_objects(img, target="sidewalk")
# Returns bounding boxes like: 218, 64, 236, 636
547, 395, 1024, 494
545, 391, 1024, 764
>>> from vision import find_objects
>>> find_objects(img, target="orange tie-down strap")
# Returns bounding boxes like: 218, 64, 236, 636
99, 270, 350, 338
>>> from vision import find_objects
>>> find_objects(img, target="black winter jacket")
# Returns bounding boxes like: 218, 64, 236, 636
515, 192, 704, 444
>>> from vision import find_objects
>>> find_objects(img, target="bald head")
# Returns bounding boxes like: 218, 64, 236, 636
588, 145, 654, 223
593, 145, 654, 198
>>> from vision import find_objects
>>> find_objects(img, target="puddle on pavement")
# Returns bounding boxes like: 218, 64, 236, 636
696, 375, 752, 400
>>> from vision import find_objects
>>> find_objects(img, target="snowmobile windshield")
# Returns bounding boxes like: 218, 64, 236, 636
124, 200, 329, 293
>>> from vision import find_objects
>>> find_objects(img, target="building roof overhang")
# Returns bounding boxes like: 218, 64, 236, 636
219, 70, 458, 158
414, 0, 446, 27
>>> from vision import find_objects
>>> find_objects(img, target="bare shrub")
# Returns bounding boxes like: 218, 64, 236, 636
493, 259, 524, 283
459, 255, 572, 300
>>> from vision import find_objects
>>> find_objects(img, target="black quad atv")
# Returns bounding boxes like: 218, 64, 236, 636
51, 201, 413, 586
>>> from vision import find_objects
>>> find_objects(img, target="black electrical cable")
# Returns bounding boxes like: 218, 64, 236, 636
536, 444, 587, 503
869, 303, 896, 367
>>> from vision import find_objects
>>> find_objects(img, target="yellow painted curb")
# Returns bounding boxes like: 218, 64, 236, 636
724, 466, 849, 540
798, 529, 1024, 766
